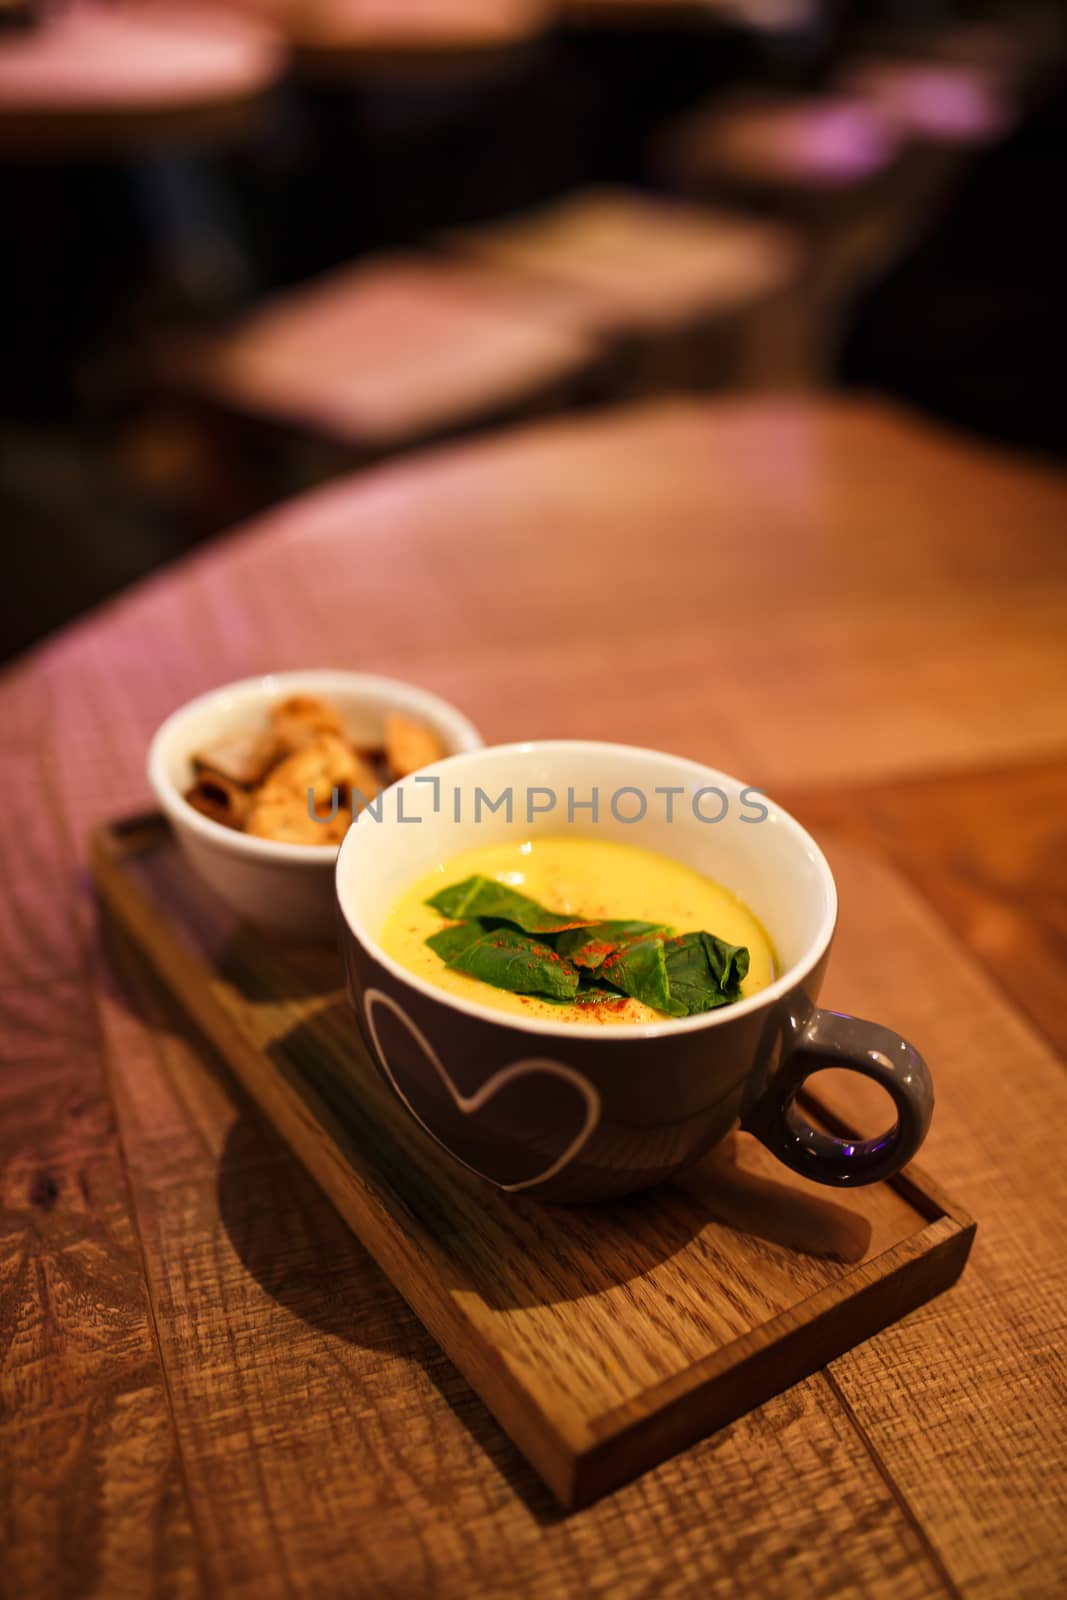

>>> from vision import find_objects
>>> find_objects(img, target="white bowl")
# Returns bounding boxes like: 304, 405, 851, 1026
148, 670, 483, 940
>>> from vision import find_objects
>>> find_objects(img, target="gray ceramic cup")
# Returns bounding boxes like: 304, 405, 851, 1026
335, 742, 933, 1204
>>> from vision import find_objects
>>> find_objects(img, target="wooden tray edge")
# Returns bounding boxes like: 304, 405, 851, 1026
572, 1213, 975, 1506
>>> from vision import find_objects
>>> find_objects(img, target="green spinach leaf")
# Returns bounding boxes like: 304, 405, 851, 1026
445, 927, 580, 1000
425, 922, 487, 963
555, 920, 669, 969
599, 936, 683, 1016
540, 983, 627, 1009
663, 932, 750, 1013
423, 877, 751, 1017
426, 875, 590, 934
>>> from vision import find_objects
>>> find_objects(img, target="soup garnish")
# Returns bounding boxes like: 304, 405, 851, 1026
381, 838, 775, 1026
423, 874, 749, 1018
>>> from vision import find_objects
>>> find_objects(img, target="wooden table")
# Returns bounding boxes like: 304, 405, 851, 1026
173, 253, 602, 455
3, 396, 1066, 1597
278, 0, 554, 79
444, 188, 804, 390
445, 188, 803, 335
0, 3, 283, 158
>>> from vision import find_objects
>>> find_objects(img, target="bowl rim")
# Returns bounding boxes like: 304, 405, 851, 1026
335, 739, 838, 1042
147, 668, 484, 867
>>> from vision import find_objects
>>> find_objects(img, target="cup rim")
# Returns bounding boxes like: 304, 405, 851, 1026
335, 739, 838, 1041
147, 668, 484, 867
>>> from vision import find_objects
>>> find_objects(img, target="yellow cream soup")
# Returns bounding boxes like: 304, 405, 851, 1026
379, 837, 776, 1026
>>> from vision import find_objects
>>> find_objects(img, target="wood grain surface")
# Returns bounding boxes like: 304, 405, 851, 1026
784, 760, 1067, 1058
2, 396, 1066, 1596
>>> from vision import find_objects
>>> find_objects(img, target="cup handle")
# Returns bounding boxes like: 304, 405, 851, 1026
741, 1009, 934, 1186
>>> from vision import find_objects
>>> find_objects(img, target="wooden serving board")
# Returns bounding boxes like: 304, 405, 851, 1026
90, 814, 975, 1510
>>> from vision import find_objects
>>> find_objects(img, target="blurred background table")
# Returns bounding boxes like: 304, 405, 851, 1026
0, 2, 283, 157
444, 187, 805, 390
166, 252, 605, 471
2, 393, 1065, 1598
278, 0, 556, 78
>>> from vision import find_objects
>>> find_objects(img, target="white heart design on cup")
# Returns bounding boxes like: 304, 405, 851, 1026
364, 988, 601, 1192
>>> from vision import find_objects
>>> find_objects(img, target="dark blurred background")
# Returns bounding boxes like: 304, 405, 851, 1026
2, 0, 1065, 664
